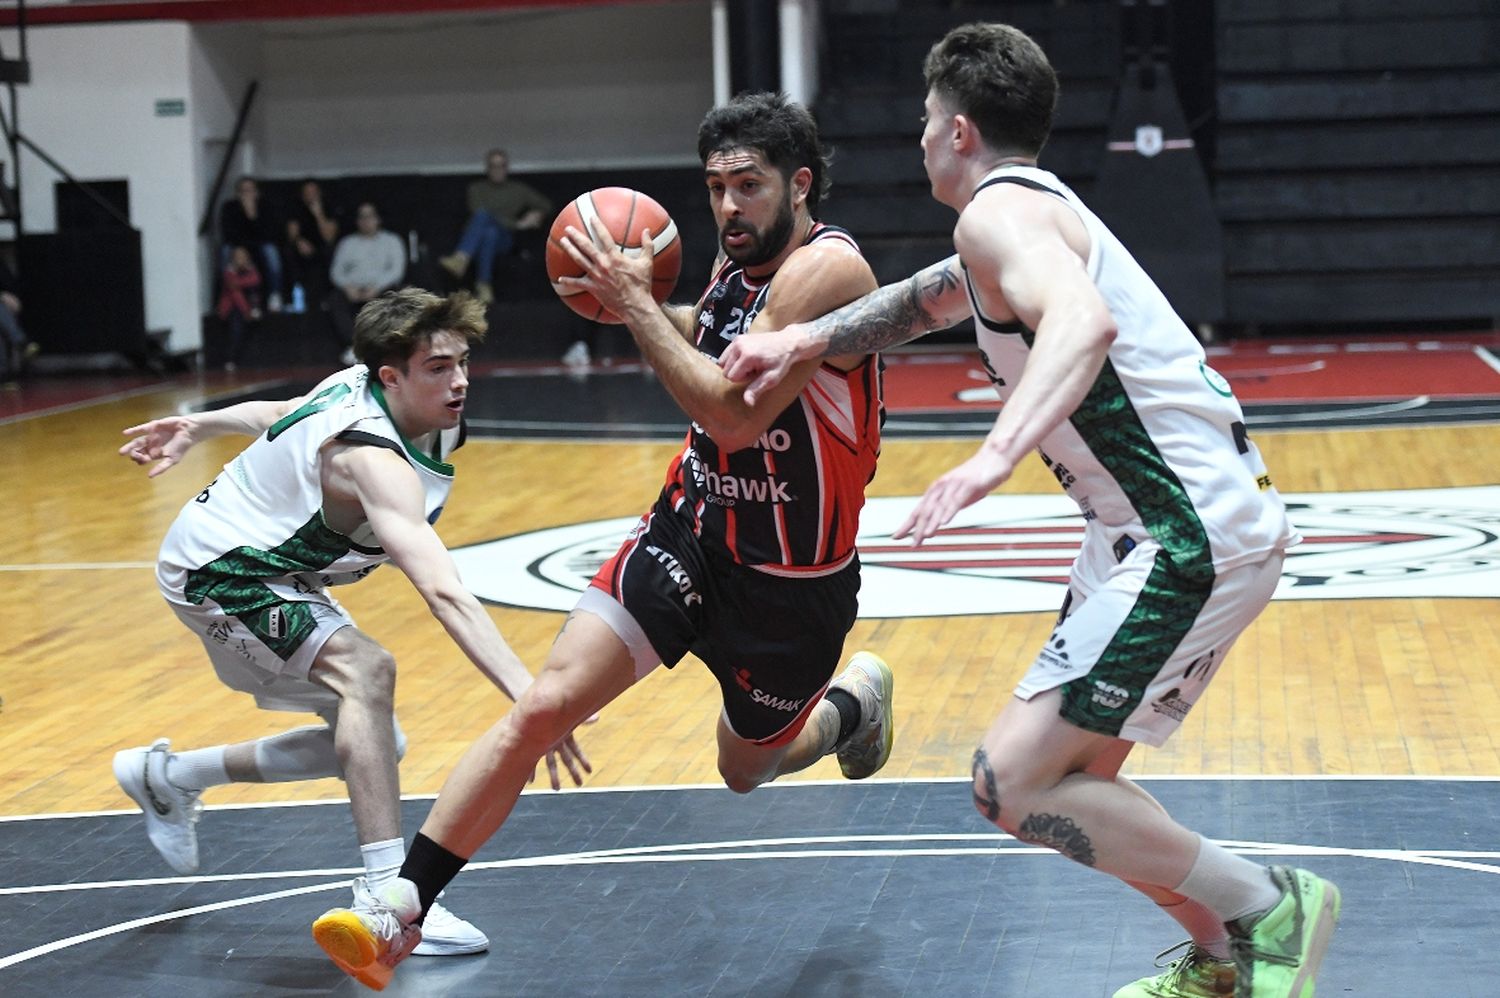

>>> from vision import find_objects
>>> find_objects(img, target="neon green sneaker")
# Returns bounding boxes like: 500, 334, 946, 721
1226, 866, 1341, 998
1113, 941, 1235, 997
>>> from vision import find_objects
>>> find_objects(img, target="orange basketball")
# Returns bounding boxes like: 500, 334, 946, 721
546, 187, 682, 324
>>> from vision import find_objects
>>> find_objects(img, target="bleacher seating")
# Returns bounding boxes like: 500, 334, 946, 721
205, 165, 717, 366
815, 0, 1500, 336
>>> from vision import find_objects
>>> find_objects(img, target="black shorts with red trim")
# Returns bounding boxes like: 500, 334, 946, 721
589, 497, 861, 743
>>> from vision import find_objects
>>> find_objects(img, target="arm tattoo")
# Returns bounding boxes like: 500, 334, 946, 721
971, 747, 1001, 822
814, 259, 964, 356
1017, 813, 1097, 867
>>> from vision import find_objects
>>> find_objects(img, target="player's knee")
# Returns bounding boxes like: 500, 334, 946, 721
507, 683, 577, 752
717, 760, 769, 795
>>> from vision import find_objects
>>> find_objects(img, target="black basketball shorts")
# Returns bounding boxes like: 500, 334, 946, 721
588, 499, 861, 744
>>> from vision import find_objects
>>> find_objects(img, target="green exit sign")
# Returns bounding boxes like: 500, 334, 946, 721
154, 98, 186, 117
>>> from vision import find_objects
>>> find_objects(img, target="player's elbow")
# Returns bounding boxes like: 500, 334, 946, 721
1093, 303, 1119, 344
706, 416, 762, 454
422, 581, 477, 623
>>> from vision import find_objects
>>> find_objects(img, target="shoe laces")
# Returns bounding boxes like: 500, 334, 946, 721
1152, 939, 1195, 970
350, 879, 408, 941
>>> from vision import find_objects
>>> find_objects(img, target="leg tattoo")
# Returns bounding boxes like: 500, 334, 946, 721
1017, 813, 1097, 867
971, 747, 1001, 822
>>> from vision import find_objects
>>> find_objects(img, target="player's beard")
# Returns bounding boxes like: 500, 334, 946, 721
720, 192, 797, 268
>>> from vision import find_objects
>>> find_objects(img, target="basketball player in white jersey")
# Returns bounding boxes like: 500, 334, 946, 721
115, 288, 587, 959
721, 23, 1339, 998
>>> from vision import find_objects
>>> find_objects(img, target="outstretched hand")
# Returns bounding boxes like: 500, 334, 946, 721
893, 445, 1016, 546
119, 416, 199, 478
718, 326, 813, 406
535, 730, 593, 791
557, 223, 656, 319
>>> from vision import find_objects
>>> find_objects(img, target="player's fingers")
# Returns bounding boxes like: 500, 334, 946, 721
147, 457, 176, 478
559, 229, 597, 268
121, 423, 151, 436
545, 753, 562, 791
567, 738, 593, 777
638, 228, 656, 260
743, 367, 781, 407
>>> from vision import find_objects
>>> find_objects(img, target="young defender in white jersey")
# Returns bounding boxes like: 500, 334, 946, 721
721, 23, 1339, 998
115, 288, 587, 969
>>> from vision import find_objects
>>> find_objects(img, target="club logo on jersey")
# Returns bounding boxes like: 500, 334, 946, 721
1150, 687, 1194, 721
449, 488, 1500, 619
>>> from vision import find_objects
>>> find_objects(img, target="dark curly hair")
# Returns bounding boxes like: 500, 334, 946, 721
697, 91, 832, 215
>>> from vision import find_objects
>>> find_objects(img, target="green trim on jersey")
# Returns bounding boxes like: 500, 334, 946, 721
1066, 353, 1215, 584
369, 383, 455, 477
183, 513, 355, 663
1059, 549, 1212, 735
185, 513, 352, 613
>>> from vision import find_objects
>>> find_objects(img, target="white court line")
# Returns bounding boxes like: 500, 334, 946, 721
5, 772, 1500, 824
3, 830, 1498, 971
1222, 360, 1328, 378
1244, 396, 1431, 424
1474, 345, 1500, 377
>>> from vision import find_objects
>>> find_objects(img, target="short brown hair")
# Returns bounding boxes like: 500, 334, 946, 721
353, 288, 487, 371
922, 23, 1058, 156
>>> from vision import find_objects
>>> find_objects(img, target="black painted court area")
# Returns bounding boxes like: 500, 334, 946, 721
3, 778, 1497, 997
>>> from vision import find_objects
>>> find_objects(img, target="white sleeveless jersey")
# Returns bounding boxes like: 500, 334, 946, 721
157, 365, 462, 611
965, 165, 1297, 582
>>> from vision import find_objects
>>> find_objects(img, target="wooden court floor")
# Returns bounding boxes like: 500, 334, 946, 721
3, 366, 1499, 821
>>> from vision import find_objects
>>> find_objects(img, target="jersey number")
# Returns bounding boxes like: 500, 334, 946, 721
266, 383, 353, 442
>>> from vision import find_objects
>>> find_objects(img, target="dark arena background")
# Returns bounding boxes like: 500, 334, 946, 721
2, 2, 1499, 996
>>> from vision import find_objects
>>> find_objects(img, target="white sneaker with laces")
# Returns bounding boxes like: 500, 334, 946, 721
830, 651, 895, 780
313, 877, 423, 991
112, 738, 203, 874
413, 896, 489, 956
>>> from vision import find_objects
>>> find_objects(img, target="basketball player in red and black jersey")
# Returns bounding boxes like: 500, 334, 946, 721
312, 92, 894, 987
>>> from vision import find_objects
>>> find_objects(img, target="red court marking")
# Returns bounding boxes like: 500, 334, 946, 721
883, 334, 1500, 413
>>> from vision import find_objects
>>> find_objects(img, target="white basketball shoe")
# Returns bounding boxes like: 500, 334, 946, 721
313, 877, 423, 990
112, 738, 204, 875
413, 894, 490, 956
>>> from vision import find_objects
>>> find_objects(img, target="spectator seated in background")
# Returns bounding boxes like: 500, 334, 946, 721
219, 176, 284, 312
327, 202, 406, 365
0, 256, 38, 386
438, 148, 551, 305
216, 245, 263, 372
284, 179, 342, 311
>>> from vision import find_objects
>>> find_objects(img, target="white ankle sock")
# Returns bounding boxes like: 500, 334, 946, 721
166, 746, 230, 792
362, 837, 405, 892
1174, 835, 1283, 923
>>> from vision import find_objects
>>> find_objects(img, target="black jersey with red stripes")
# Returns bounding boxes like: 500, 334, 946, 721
661, 222, 883, 574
